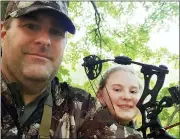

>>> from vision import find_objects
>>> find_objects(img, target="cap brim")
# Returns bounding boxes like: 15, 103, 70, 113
16, 5, 75, 34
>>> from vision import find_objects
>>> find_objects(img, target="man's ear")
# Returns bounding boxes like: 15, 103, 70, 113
97, 89, 106, 106
1, 22, 7, 39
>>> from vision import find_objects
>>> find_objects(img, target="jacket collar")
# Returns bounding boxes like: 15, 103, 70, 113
1, 73, 51, 107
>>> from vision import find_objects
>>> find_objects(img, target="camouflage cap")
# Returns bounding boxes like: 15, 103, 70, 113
4, 1, 75, 34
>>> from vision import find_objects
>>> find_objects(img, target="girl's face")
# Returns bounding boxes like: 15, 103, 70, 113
98, 70, 141, 125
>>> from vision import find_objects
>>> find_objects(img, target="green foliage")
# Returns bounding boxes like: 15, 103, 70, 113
56, 66, 71, 83
97, 2, 135, 19
1, 1, 8, 20
143, 2, 179, 31
157, 82, 179, 138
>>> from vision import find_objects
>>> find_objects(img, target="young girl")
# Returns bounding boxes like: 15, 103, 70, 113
78, 65, 143, 138
97, 65, 143, 126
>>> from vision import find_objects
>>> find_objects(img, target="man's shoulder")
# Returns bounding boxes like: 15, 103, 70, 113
51, 77, 95, 102
66, 83, 92, 101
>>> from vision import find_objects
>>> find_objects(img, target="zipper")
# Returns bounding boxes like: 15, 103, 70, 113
21, 96, 47, 129
20, 106, 25, 116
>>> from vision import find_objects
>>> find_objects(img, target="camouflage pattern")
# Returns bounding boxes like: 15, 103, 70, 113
1, 76, 143, 139
78, 107, 143, 139
3, 1, 75, 34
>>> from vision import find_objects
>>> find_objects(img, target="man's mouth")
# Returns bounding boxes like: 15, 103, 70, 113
26, 53, 51, 60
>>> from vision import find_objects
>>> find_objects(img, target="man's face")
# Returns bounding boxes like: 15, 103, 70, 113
98, 70, 141, 125
1, 11, 66, 82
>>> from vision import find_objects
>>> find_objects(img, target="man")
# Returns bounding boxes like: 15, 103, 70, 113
1, 1, 89, 139
1, 1, 142, 139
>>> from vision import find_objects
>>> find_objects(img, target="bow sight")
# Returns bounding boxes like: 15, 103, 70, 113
82, 55, 179, 139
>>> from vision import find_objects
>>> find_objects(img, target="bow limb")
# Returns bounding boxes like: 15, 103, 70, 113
136, 65, 170, 138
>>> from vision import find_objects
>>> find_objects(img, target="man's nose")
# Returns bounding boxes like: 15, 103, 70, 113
35, 30, 51, 47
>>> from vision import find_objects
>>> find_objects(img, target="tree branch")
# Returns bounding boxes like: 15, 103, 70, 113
90, 1, 102, 57
166, 104, 180, 126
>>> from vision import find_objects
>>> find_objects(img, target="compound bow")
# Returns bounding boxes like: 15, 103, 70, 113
82, 54, 180, 139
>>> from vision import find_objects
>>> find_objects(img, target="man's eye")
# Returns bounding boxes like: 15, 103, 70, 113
25, 24, 40, 30
50, 28, 65, 37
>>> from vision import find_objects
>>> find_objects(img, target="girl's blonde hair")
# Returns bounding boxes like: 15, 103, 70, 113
98, 65, 144, 94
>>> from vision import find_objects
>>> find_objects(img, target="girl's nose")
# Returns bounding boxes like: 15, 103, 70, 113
121, 91, 132, 100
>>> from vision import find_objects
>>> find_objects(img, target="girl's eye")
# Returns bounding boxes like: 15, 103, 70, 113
113, 88, 121, 92
130, 90, 137, 94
